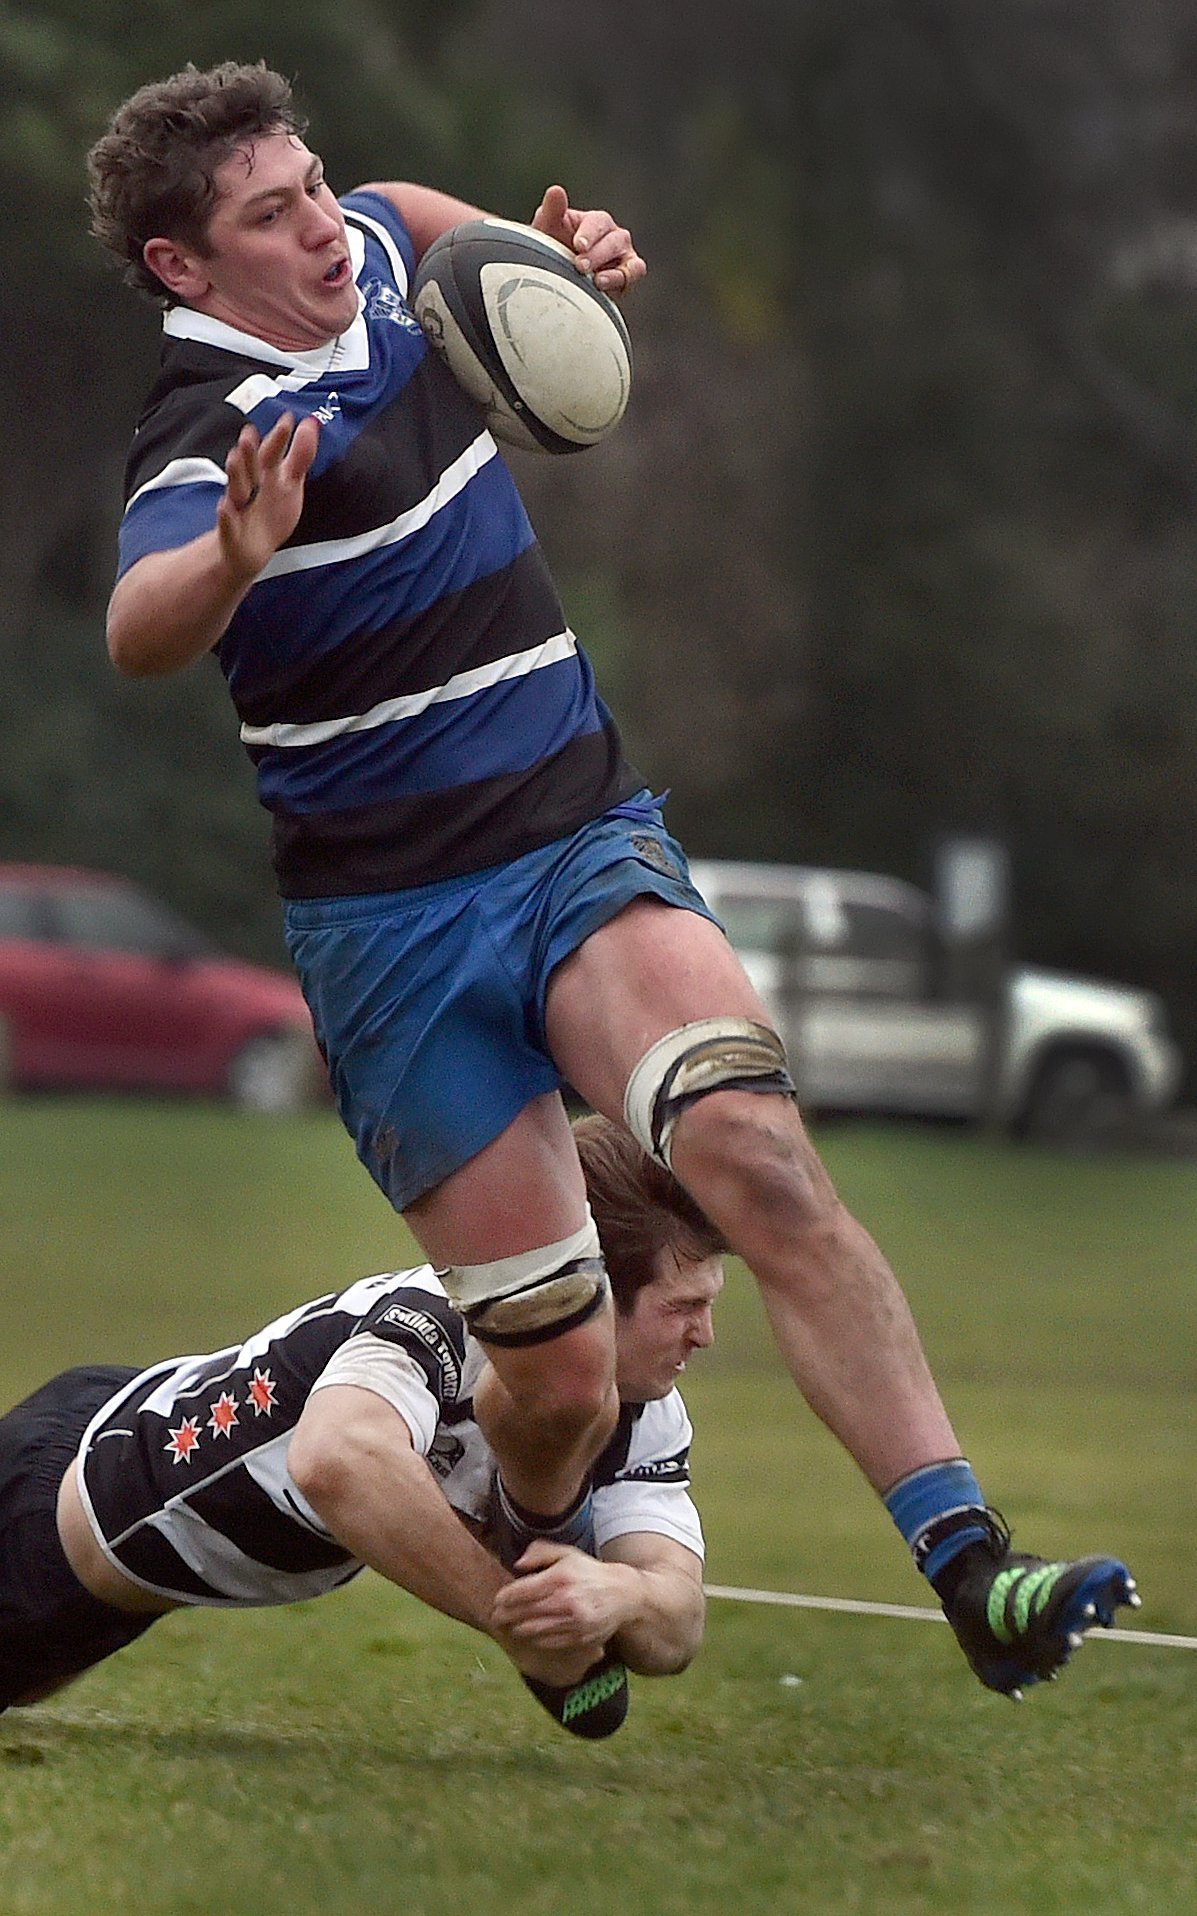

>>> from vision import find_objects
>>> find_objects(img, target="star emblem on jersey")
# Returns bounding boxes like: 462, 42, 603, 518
207, 1391, 240, 1439
165, 1416, 202, 1465
246, 1367, 277, 1417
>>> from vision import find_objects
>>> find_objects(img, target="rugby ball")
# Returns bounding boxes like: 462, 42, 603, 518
411, 217, 633, 454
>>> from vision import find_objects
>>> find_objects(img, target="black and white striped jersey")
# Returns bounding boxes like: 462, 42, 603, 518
74, 1269, 702, 1607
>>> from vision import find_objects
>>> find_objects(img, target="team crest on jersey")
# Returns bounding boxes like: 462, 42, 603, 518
426, 1430, 466, 1480
246, 1367, 278, 1418
165, 1416, 202, 1465
207, 1391, 240, 1439
363, 279, 423, 333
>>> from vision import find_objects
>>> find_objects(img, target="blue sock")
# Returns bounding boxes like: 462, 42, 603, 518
884, 1459, 991, 1583
495, 1479, 597, 1556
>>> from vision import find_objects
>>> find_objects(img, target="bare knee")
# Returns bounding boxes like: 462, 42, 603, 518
519, 1374, 619, 1456
518, 1348, 616, 1438
669, 1093, 842, 1248
475, 1316, 618, 1449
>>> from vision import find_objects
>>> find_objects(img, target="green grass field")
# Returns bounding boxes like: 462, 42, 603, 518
0, 1101, 1194, 1915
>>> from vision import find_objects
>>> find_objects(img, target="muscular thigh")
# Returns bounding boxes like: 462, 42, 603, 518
403, 1091, 589, 1266
402, 1095, 616, 1414
544, 897, 775, 1121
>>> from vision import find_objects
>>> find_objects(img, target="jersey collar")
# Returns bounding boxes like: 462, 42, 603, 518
161, 225, 370, 373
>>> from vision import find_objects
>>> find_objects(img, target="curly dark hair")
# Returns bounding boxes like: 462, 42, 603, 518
573, 1114, 727, 1314
86, 61, 307, 305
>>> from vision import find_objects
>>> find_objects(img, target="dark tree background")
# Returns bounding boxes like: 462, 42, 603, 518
4, 0, 1197, 1071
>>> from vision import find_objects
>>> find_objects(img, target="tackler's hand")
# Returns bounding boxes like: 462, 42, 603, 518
492, 1538, 635, 1654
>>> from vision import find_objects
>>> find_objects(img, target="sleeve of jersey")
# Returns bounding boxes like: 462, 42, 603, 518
593, 1394, 705, 1562
339, 189, 418, 295
308, 1331, 442, 1452
117, 407, 243, 579
321, 1284, 468, 1452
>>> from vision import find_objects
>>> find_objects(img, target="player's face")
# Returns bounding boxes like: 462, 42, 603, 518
613, 1249, 723, 1403
181, 133, 357, 350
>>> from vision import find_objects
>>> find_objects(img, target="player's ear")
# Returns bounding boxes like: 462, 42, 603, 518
142, 236, 210, 302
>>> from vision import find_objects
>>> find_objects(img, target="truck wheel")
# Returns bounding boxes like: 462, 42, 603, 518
226, 1029, 313, 1115
1017, 1048, 1133, 1149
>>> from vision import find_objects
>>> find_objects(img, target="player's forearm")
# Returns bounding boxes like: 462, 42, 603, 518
356, 181, 487, 260
604, 1560, 706, 1675
106, 536, 258, 677
293, 1416, 509, 1636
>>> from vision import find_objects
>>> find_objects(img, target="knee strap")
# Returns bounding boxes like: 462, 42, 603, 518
449, 1212, 610, 1349
624, 1017, 796, 1169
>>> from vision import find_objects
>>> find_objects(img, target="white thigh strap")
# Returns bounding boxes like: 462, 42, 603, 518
447, 1209, 601, 1312
624, 1017, 794, 1168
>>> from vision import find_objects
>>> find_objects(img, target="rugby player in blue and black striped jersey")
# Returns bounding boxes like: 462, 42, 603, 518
86, 61, 1137, 1713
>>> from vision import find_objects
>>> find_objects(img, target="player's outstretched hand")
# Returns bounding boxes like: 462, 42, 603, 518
531, 184, 645, 297
490, 1540, 631, 1740
218, 412, 320, 585
492, 1537, 635, 1654
936, 1511, 1140, 1699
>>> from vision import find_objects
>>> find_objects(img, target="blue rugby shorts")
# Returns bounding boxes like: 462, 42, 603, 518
282, 794, 716, 1210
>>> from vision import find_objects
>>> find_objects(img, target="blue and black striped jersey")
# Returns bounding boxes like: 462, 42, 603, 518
118, 192, 641, 897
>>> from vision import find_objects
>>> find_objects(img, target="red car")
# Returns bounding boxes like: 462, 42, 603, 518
0, 864, 325, 1112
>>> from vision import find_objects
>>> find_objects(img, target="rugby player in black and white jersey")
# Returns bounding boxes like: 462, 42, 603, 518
0, 1119, 720, 1739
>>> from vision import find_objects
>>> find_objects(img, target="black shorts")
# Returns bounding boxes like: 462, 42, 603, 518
0, 1365, 159, 1710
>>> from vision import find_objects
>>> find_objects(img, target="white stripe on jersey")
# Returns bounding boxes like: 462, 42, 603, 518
593, 1395, 705, 1562
344, 206, 410, 295
140, 1501, 357, 1607
213, 1274, 409, 1381
594, 1481, 704, 1559
161, 282, 365, 375
251, 429, 499, 583
223, 366, 329, 415
125, 456, 228, 515
138, 1349, 239, 1420
134, 1281, 371, 1421
238, 630, 579, 749
241, 1428, 333, 1537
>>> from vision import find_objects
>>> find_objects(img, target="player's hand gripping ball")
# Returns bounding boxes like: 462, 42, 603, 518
412, 218, 633, 455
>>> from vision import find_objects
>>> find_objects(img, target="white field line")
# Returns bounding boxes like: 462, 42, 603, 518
703, 1584, 1197, 1650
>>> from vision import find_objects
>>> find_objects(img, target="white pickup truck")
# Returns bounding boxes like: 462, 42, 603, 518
688, 859, 1182, 1144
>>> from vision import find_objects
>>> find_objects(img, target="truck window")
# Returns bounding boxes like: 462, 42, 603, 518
715, 897, 806, 953
831, 901, 930, 998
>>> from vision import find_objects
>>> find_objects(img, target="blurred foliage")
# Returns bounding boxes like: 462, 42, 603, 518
4, 0, 1197, 1080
